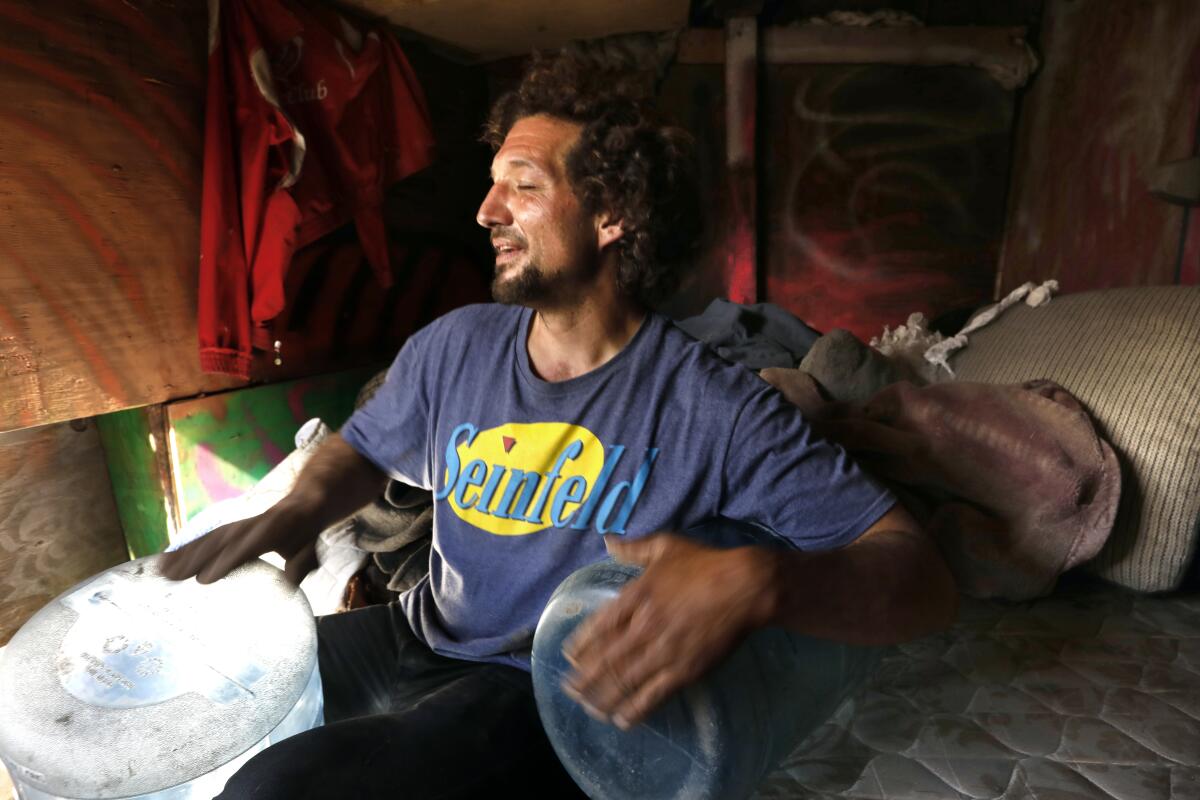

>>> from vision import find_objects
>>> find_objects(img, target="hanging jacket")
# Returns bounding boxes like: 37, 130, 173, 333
199, 0, 435, 377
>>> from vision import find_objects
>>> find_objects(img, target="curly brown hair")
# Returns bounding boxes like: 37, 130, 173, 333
484, 51, 703, 307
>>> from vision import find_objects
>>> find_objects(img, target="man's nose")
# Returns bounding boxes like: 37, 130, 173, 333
476, 184, 512, 228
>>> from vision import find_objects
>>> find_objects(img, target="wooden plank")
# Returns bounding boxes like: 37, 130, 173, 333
997, 0, 1200, 293
678, 26, 1036, 88
0, 420, 127, 645
723, 17, 759, 304
652, 62, 730, 319
343, 0, 689, 63
0, 0, 242, 434
95, 406, 177, 559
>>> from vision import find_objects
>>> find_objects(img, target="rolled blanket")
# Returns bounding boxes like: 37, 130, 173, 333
762, 373, 1120, 600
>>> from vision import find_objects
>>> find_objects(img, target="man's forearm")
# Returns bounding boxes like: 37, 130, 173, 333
757, 525, 958, 646
274, 433, 389, 532
564, 514, 958, 729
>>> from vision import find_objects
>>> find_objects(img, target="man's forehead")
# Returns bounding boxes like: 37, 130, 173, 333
491, 115, 582, 176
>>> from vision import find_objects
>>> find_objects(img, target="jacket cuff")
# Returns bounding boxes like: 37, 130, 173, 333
200, 348, 252, 379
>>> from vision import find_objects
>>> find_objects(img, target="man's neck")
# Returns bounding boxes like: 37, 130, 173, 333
526, 298, 646, 383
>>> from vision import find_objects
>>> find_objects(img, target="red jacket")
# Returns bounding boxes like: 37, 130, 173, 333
200, 0, 434, 377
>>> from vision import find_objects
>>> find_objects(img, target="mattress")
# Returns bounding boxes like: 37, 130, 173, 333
757, 576, 1200, 799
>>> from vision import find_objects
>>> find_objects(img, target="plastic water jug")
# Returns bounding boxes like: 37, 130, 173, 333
532, 558, 881, 800
0, 555, 322, 799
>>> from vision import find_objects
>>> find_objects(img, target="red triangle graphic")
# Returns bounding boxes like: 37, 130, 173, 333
502, 436, 517, 453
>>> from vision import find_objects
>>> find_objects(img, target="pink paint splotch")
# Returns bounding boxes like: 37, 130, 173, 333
193, 443, 250, 504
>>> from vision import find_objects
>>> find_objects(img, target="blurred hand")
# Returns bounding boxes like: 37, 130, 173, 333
157, 503, 320, 586
562, 534, 776, 730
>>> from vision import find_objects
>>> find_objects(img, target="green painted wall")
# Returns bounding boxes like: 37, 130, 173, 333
168, 368, 376, 523
97, 367, 379, 554
95, 408, 170, 558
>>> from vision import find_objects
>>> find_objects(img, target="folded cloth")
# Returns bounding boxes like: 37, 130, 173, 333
762, 373, 1121, 600
798, 329, 909, 404
348, 369, 435, 591
374, 536, 433, 594
676, 299, 821, 369
349, 495, 433, 553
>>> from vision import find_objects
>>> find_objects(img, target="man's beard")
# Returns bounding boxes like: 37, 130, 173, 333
491, 259, 553, 306
491, 254, 600, 308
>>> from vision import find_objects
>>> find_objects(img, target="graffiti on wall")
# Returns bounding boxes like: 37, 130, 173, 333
766, 64, 1014, 341
656, 61, 1015, 340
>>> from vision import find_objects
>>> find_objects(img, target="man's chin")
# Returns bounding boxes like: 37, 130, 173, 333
491, 265, 547, 306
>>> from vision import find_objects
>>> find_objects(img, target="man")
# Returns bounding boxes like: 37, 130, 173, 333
161, 53, 957, 798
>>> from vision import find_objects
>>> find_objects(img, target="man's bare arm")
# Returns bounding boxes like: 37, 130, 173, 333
563, 505, 957, 729
158, 433, 388, 585
760, 505, 958, 645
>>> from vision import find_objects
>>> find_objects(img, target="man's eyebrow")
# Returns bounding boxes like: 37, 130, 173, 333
490, 157, 548, 180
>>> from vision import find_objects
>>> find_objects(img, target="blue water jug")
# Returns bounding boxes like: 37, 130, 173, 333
532, 557, 881, 800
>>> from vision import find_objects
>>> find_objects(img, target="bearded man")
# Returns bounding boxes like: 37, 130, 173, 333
162, 52, 956, 799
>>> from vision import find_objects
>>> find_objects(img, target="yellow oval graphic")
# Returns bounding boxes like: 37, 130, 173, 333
444, 422, 605, 536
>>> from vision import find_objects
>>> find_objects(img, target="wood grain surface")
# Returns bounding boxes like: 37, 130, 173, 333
998, 0, 1200, 292
0, 420, 127, 646
0, 0, 240, 434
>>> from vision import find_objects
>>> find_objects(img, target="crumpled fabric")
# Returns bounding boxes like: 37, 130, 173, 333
798, 329, 909, 404
676, 299, 821, 369
347, 371, 435, 594
348, 480, 433, 553
761, 372, 1121, 600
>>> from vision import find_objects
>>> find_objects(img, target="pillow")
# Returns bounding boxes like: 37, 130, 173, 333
950, 286, 1200, 592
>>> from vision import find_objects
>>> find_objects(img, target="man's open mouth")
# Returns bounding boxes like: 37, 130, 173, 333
493, 239, 525, 265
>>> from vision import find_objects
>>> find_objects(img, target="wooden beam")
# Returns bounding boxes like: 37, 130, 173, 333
679, 26, 1036, 89
723, 16, 759, 304
96, 405, 178, 558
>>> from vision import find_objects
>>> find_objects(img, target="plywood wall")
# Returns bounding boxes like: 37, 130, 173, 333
999, 0, 1200, 292
0, 0, 240, 433
0, 421, 127, 646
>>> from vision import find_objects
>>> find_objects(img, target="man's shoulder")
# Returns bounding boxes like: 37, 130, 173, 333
652, 314, 776, 407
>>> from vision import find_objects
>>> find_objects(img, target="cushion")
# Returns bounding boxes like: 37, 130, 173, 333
949, 286, 1200, 592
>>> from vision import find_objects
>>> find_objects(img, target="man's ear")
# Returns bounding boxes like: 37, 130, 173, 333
596, 212, 624, 251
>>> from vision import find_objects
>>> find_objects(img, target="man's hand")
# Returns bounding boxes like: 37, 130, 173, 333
562, 534, 776, 731
158, 503, 320, 586
158, 433, 388, 586
561, 508, 957, 731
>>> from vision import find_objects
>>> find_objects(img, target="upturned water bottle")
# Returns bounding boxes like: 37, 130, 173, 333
532, 556, 881, 800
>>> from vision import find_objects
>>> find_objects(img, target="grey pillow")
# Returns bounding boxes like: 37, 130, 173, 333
950, 286, 1200, 592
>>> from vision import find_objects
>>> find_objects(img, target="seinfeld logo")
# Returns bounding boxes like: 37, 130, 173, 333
434, 422, 658, 536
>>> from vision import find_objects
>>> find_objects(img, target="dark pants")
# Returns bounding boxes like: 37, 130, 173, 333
217, 603, 585, 799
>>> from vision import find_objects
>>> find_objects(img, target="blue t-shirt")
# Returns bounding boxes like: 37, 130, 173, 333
341, 304, 894, 669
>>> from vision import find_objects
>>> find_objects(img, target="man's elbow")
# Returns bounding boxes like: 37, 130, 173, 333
895, 543, 959, 643
854, 506, 960, 644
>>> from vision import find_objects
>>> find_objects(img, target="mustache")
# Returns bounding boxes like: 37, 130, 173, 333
490, 228, 528, 248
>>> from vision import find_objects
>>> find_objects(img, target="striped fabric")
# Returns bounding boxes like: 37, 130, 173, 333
950, 287, 1200, 592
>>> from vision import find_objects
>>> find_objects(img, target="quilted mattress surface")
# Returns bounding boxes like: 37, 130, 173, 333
757, 577, 1200, 799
